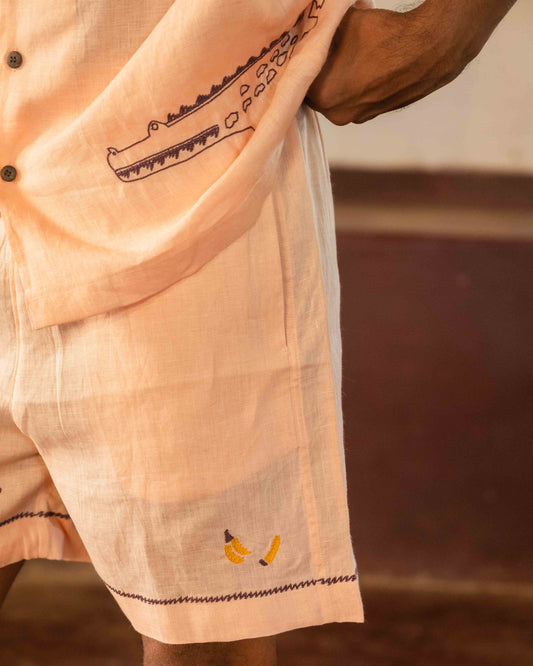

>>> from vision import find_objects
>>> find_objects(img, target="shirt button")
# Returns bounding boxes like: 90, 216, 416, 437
6, 51, 23, 68
1, 165, 17, 182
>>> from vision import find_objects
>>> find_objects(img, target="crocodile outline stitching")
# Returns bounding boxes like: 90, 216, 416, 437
105, 0, 325, 182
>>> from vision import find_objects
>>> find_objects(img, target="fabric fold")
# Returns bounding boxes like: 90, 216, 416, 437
0, 0, 354, 329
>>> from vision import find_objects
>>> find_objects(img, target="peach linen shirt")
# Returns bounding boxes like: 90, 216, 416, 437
0, 0, 355, 331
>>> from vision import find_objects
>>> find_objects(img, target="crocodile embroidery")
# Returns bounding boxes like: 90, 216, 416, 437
106, 1, 325, 182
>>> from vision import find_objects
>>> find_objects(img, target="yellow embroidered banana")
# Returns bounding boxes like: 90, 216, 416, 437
224, 529, 251, 564
259, 534, 280, 566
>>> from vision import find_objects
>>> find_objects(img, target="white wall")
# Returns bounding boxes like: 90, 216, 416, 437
319, 0, 532, 173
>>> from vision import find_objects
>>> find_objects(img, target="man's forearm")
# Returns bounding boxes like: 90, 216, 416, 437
419, 0, 518, 63
305, 0, 520, 124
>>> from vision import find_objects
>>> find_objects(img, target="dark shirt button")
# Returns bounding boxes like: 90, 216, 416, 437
1, 165, 17, 182
7, 51, 23, 68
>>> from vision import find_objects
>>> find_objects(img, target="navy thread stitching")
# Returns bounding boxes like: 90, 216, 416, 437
103, 572, 358, 605
105, 0, 325, 182
0, 511, 359, 605
0, 510, 71, 528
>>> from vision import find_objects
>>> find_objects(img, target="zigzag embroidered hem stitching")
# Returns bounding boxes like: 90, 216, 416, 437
0, 510, 71, 528
104, 573, 359, 605
105, 571, 364, 644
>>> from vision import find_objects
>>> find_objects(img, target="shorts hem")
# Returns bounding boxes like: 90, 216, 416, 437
0, 513, 92, 566
100, 571, 365, 644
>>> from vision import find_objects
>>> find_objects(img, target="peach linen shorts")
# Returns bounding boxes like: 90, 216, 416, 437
0, 106, 364, 644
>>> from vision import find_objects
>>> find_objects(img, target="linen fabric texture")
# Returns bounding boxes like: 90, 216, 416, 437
0, 0, 365, 645
1, 0, 356, 330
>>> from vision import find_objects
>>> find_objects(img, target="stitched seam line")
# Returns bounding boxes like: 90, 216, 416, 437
0, 510, 71, 528
49, 325, 68, 437
7, 253, 21, 421
280, 120, 327, 583
104, 572, 359, 605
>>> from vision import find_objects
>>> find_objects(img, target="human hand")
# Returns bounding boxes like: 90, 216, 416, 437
304, 0, 517, 125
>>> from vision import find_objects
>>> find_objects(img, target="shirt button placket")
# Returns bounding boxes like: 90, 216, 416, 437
2, 51, 23, 182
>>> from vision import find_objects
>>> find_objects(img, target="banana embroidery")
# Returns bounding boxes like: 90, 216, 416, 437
259, 534, 280, 566
224, 529, 251, 564
224, 529, 281, 565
